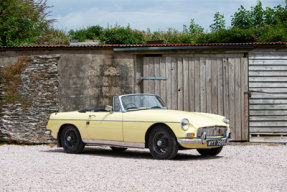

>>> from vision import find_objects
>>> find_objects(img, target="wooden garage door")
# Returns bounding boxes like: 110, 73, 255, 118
136, 55, 248, 141
249, 51, 287, 143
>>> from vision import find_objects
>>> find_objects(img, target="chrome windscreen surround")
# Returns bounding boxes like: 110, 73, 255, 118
197, 126, 227, 137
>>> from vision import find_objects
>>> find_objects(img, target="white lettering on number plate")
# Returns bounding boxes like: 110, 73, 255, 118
207, 140, 226, 146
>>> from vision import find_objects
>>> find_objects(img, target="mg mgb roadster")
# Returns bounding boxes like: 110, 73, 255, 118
46, 94, 231, 159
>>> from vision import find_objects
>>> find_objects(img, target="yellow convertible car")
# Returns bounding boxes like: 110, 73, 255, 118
46, 94, 231, 159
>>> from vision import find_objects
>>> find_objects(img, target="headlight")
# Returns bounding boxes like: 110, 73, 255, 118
181, 118, 189, 131
222, 117, 229, 126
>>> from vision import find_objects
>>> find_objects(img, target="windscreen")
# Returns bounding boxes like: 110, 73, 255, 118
120, 95, 167, 110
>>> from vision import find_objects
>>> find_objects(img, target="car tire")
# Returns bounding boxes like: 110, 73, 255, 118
61, 125, 85, 154
196, 147, 223, 156
110, 147, 128, 152
148, 125, 179, 160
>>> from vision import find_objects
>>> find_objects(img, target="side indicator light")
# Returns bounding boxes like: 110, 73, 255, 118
187, 133, 195, 137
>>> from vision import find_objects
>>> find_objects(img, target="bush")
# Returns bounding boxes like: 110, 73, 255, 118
143, 28, 190, 44
100, 25, 145, 44
195, 28, 260, 43
68, 25, 104, 42
258, 22, 287, 42
48, 28, 71, 45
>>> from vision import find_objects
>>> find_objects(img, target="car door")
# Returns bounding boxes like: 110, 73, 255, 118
86, 111, 123, 141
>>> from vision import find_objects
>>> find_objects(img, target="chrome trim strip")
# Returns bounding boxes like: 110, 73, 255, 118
118, 93, 157, 97
123, 120, 180, 123
82, 139, 145, 148
49, 119, 122, 122
49, 119, 180, 123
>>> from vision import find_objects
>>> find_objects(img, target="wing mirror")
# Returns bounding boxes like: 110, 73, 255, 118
105, 105, 113, 112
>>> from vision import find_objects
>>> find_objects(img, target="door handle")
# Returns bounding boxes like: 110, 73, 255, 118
89, 115, 96, 118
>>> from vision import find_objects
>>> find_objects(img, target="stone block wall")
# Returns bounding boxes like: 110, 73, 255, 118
0, 55, 59, 144
0, 49, 134, 143
0, 67, 4, 142
58, 50, 134, 111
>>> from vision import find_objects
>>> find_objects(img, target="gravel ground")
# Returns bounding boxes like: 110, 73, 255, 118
0, 144, 286, 192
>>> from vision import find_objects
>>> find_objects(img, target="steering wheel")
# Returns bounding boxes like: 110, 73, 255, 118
124, 103, 137, 109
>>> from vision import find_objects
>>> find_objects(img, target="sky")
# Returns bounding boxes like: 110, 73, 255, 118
47, 0, 285, 33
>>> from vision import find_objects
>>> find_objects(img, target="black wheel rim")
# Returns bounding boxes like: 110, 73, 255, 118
153, 132, 169, 155
64, 129, 78, 149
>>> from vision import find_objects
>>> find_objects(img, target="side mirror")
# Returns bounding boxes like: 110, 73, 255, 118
105, 105, 113, 112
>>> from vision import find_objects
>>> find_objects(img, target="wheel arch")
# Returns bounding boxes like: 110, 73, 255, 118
144, 123, 176, 148
57, 124, 78, 147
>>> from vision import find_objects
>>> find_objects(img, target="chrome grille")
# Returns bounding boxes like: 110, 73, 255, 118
197, 126, 227, 137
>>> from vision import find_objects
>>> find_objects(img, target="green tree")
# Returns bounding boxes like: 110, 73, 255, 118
0, 0, 55, 46
210, 12, 226, 32
265, 3, 287, 26
184, 19, 204, 35
231, 0, 287, 29
183, 19, 204, 43
231, 5, 253, 29
252, 0, 264, 28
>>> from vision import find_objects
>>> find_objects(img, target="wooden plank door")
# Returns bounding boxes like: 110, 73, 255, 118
139, 55, 248, 141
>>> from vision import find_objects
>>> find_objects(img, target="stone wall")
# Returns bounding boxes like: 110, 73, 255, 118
0, 55, 59, 144
0, 66, 4, 142
0, 49, 134, 143
58, 50, 134, 111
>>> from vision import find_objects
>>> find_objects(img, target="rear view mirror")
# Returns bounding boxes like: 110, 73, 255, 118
105, 105, 113, 112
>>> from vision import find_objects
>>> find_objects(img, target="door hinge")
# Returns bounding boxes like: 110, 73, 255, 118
140, 77, 168, 80
244, 91, 251, 97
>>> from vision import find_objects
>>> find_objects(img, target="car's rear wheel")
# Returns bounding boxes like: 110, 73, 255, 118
61, 125, 85, 154
196, 147, 223, 156
110, 147, 128, 152
148, 125, 179, 160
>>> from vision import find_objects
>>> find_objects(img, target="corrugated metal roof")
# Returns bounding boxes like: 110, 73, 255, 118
0, 42, 286, 49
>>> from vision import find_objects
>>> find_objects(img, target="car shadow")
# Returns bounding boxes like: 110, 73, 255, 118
41, 146, 222, 161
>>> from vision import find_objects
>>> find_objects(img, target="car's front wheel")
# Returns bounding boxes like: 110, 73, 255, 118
148, 125, 179, 160
61, 125, 85, 154
196, 147, 223, 156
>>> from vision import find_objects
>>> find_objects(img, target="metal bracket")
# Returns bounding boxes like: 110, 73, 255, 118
244, 91, 251, 97
140, 77, 168, 80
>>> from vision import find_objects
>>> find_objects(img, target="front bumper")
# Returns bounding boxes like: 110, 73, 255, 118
178, 131, 232, 144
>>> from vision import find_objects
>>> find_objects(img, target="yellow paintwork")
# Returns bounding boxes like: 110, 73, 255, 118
46, 108, 229, 149
88, 112, 122, 141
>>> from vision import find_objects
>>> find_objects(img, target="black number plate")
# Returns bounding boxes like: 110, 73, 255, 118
207, 140, 226, 146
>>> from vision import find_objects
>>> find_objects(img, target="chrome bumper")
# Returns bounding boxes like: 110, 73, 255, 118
178, 131, 232, 144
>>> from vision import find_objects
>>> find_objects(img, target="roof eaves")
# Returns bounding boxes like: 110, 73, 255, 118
0, 42, 286, 50
113, 45, 255, 52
